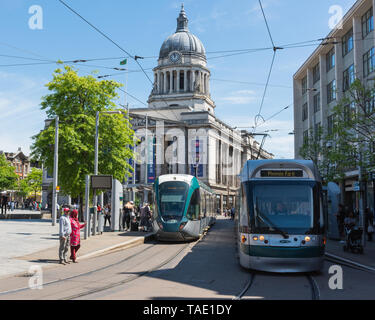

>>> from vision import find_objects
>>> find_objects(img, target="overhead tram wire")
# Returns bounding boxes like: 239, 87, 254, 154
253, 0, 281, 134
57, 0, 181, 122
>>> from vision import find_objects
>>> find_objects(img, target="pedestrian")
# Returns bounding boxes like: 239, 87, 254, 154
10, 200, 14, 212
335, 204, 346, 243
123, 201, 133, 231
140, 202, 151, 232
59, 207, 72, 265
104, 204, 111, 227
230, 207, 235, 220
1, 196, 8, 215
69, 209, 86, 263
365, 207, 374, 241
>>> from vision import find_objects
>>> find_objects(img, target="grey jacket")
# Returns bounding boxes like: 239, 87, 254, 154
59, 215, 72, 237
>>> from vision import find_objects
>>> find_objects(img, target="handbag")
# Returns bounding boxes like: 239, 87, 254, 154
368, 225, 374, 233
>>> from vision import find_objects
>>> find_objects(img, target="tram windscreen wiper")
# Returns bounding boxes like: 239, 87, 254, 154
255, 205, 289, 239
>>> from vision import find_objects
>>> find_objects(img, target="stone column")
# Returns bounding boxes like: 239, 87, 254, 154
191, 69, 195, 92
163, 71, 167, 94
184, 70, 188, 92
169, 70, 173, 94
177, 69, 181, 93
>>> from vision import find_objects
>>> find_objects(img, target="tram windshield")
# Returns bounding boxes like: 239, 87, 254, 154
251, 182, 320, 234
158, 181, 189, 218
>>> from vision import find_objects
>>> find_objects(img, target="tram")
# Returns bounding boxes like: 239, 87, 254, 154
153, 174, 217, 241
236, 159, 326, 273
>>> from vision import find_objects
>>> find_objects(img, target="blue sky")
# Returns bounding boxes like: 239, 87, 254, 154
0, 0, 356, 158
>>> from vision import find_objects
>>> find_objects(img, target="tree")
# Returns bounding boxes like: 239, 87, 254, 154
0, 154, 18, 192
299, 79, 375, 184
16, 179, 31, 200
25, 168, 43, 200
31, 66, 135, 209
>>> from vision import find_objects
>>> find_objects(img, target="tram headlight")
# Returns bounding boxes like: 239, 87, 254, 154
304, 236, 311, 242
157, 221, 164, 230
253, 236, 258, 241
259, 235, 265, 241
241, 235, 246, 243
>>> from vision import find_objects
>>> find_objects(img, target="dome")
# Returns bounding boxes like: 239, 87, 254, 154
159, 5, 206, 59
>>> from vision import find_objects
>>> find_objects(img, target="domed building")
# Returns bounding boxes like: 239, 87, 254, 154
128, 5, 273, 210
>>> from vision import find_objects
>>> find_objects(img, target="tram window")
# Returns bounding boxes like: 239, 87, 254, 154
252, 183, 315, 233
187, 189, 200, 220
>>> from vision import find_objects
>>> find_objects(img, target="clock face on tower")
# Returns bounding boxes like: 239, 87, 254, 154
169, 51, 181, 63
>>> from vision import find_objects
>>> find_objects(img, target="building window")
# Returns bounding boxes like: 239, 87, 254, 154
303, 130, 309, 144
302, 103, 308, 121
326, 48, 335, 71
343, 64, 355, 91
362, 7, 374, 38
327, 80, 336, 103
313, 93, 320, 113
302, 76, 307, 95
363, 47, 375, 77
314, 122, 321, 140
327, 115, 334, 135
344, 102, 356, 122
342, 29, 353, 56
365, 92, 375, 113
313, 63, 320, 84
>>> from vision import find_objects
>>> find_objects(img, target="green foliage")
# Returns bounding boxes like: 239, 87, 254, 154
0, 154, 18, 191
299, 79, 375, 183
31, 66, 135, 198
25, 168, 43, 197
16, 179, 31, 198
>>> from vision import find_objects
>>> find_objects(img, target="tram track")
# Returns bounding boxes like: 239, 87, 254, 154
234, 272, 320, 300
324, 252, 375, 274
61, 242, 191, 300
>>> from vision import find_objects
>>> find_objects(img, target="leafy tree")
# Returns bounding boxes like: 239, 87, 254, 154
16, 179, 31, 199
0, 154, 18, 192
31, 66, 135, 211
25, 168, 43, 200
300, 79, 375, 184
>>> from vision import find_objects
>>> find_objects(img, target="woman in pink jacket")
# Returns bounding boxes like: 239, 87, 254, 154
69, 209, 86, 263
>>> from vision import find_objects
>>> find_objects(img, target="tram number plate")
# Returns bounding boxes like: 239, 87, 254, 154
260, 170, 303, 178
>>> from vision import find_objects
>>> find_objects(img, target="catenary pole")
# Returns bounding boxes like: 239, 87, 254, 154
51, 116, 59, 226
93, 111, 99, 235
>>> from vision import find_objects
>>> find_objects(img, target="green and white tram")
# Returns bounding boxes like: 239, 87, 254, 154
153, 174, 217, 241
237, 159, 326, 272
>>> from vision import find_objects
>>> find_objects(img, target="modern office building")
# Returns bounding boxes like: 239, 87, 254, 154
293, 0, 375, 210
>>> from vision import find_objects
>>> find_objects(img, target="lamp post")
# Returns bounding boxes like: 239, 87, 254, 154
52, 116, 59, 226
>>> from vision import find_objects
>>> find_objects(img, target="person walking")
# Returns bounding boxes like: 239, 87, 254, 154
335, 204, 346, 243
1, 196, 7, 215
140, 202, 151, 232
365, 207, 374, 241
69, 209, 86, 263
104, 204, 111, 227
59, 208, 72, 265
123, 201, 133, 231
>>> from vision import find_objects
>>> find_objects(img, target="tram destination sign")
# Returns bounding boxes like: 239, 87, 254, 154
260, 170, 303, 178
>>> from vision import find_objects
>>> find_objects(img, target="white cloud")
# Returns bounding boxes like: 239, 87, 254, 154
218, 89, 257, 105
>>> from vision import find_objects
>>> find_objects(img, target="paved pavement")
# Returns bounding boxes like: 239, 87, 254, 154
0, 218, 153, 279
1, 213, 374, 280
326, 237, 375, 268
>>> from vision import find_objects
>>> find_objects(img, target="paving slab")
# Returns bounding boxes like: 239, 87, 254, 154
0, 219, 153, 279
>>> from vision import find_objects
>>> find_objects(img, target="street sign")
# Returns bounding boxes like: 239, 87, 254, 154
56, 186, 60, 192
91, 175, 113, 190
353, 182, 360, 191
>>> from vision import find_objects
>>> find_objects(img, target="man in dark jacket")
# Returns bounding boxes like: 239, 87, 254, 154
140, 203, 151, 232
